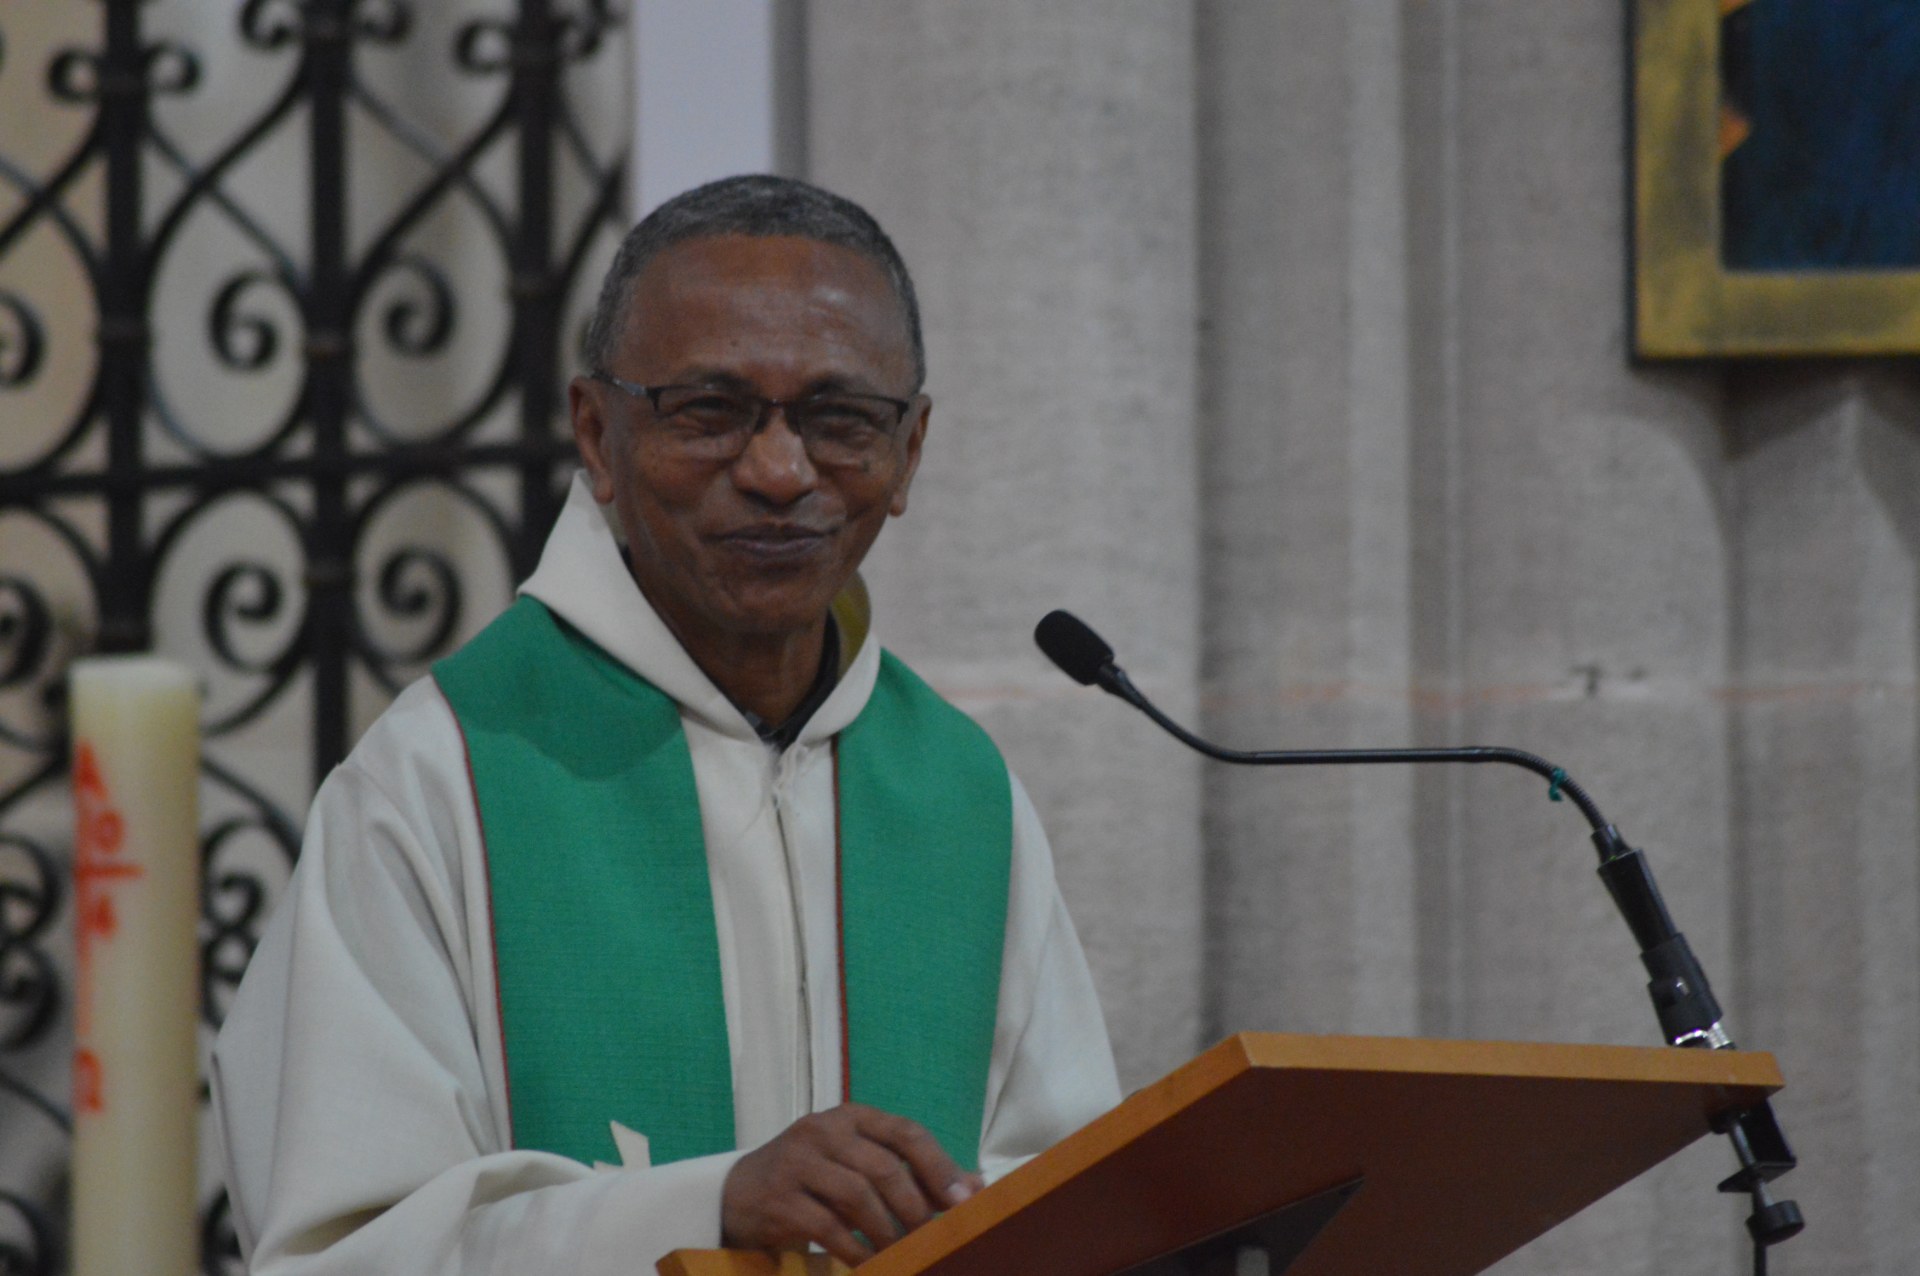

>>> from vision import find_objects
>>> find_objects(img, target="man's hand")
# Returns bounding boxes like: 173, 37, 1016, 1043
721, 1104, 986, 1266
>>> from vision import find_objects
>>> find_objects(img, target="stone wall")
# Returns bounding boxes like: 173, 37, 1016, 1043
806, 4, 1919, 1274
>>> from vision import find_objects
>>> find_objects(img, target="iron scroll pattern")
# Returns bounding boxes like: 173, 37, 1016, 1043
0, 2, 627, 1270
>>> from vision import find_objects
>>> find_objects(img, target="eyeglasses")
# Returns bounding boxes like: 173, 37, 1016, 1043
590, 372, 915, 467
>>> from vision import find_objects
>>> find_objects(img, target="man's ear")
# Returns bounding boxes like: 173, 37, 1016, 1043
888, 395, 930, 518
569, 377, 618, 505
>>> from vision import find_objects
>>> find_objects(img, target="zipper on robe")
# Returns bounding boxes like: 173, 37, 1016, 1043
769, 745, 814, 1121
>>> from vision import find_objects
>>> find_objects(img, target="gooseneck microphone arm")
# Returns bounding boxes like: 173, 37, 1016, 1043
1079, 641, 1724, 1043
1093, 657, 1614, 830
1034, 609, 1803, 1269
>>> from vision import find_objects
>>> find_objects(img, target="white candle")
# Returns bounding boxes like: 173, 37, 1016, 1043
68, 656, 202, 1276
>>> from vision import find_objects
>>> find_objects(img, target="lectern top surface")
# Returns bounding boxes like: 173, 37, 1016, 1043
662, 1034, 1784, 1276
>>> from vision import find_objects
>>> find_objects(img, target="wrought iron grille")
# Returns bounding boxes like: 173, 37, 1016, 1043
0, 2, 628, 1270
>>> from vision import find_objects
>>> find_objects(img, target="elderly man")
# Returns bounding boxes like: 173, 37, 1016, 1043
212, 175, 1119, 1274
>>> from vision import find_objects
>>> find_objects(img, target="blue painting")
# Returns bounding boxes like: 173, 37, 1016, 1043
1720, 0, 1920, 271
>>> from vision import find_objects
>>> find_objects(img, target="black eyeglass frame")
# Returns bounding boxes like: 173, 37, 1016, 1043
588, 371, 918, 448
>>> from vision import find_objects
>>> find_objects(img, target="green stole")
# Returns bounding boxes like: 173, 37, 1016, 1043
432, 597, 1011, 1170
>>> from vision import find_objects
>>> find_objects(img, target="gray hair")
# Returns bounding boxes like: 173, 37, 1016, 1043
582, 174, 925, 388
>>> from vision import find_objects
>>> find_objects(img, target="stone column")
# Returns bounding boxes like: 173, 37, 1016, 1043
804, 0, 1203, 1086
1402, 4, 1738, 1274
1195, 1, 1423, 1044
1727, 371, 1920, 1276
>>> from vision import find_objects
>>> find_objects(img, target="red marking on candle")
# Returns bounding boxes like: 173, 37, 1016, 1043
81, 807, 124, 856
71, 740, 143, 1042
73, 742, 105, 797
74, 1047, 104, 1114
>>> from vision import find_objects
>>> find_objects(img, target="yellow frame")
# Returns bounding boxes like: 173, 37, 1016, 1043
1634, 0, 1920, 357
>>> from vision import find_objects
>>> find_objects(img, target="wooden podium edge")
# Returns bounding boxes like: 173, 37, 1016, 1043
1234, 1032, 1785, 1087
865, 1033, 1782, 1275
660, 1254, 843, 1276
661, 1033, 1784, 1276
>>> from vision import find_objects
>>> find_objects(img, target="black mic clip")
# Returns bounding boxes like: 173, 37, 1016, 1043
1590, 826, 1803, 1254
1591, 826, 1730, 1050
1715, 1101, 1804, 1248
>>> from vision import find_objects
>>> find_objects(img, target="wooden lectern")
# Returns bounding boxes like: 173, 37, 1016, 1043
659, 1032, 1783, 1276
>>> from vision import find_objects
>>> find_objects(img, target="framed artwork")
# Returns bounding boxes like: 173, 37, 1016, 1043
1634, 0, 1920, 357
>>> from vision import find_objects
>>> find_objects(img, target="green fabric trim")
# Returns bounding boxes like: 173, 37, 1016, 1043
435, 597, 1012, 1172
837, 653, 1011, 1172
434, 598, 733, 1166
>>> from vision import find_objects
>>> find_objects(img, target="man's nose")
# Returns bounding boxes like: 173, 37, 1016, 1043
729, 407, 819, 505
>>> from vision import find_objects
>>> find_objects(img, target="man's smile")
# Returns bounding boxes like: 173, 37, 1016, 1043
713, 523, 833, 563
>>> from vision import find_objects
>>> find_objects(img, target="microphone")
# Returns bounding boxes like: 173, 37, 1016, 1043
1033, 609, 1116, 688
1033, 608, 1803, 1252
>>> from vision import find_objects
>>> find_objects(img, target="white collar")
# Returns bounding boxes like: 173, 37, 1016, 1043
518, 472, 881, 746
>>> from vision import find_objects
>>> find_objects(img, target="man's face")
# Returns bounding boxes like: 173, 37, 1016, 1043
571, 235, 927, 658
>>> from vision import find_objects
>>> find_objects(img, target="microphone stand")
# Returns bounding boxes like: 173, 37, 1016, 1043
1045, 617, 1803, 1273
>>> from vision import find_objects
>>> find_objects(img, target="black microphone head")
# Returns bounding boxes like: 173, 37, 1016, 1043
1034, 610, 1115, 686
